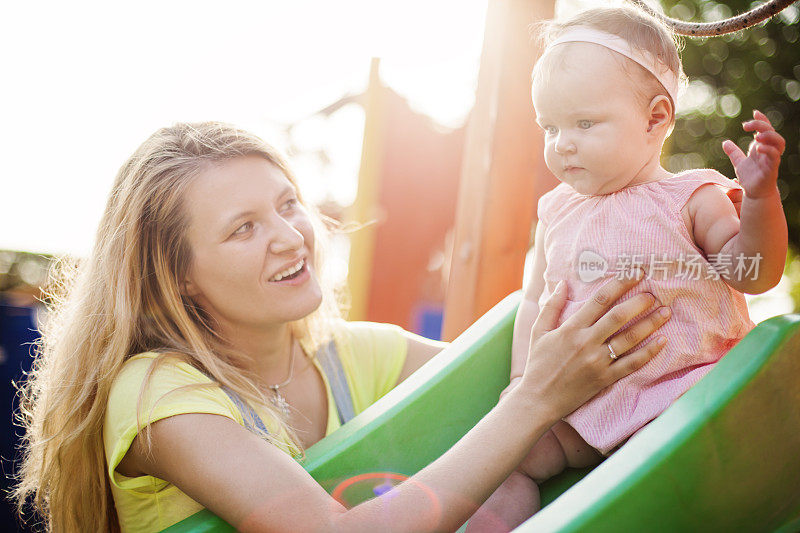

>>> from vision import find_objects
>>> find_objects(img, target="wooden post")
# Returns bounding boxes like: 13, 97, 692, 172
442, 0, 556, 341
347, 58, 386, 321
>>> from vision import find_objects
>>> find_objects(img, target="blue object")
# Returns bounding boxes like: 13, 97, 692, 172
0, 298, 40, 531
414, 305, 443, 341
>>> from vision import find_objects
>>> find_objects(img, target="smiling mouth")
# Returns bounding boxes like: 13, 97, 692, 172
269, 259, 306, 282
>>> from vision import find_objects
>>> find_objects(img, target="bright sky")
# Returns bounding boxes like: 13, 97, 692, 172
2, 0, 794, 321
0, 0, 488, 256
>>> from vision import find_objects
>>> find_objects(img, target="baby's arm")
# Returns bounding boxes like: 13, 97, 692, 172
689, 110, 787, 294
509, 222, 548, 386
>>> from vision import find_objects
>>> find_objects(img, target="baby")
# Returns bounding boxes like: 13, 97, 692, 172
466, 6, 787, 532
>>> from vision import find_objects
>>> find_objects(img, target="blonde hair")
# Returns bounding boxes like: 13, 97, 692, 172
12, 122, 344, 532
533, 5, 687, 122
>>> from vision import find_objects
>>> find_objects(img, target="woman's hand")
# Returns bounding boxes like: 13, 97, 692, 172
515, 270, 670, 421
130, 271, 669, 533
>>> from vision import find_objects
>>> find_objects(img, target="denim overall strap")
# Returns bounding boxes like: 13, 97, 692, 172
221, 339, 356, 433
221, 386, 270, 435
314, 340, 356, 425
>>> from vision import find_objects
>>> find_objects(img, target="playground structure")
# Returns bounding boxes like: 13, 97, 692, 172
162, 0, 800, 531
0, 0, 797, 530
345, 60, 465, 336
346, 0, 561, 341
165, 293, 800, 532
346, 0, 800, 341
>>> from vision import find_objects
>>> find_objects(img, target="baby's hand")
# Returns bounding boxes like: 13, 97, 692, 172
722, 110, 785, 200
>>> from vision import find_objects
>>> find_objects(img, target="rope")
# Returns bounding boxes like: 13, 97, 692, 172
630, 0, 798, 36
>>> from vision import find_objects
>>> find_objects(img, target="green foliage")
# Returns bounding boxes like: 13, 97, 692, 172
663, 0, 800, 252
785, 246, 800, 310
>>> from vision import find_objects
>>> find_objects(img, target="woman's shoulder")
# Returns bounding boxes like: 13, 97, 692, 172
115, 351, 199, 376
105, 352, 236, 447
104, 352, 241, 491
109, 352, 214, 402
324, 321, 410, 403
334, 320, 408, 338
331, 320, 410, 357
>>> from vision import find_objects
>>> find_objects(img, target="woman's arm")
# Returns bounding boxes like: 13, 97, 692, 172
397, 332, 448, 383
132, 390, 552, 532
126, 272, 669, 532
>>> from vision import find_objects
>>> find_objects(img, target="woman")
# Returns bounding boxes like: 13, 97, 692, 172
13, 122, 670, 532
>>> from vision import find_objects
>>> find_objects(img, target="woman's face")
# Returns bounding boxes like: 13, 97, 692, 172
182, 155, 322, 332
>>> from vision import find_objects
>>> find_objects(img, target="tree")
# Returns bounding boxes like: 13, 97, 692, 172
665, 0, 799, 252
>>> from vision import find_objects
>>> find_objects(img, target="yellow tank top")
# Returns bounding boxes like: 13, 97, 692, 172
103, 321, 408, 533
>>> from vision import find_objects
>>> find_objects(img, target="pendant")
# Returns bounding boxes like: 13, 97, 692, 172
270, 386, 292, 418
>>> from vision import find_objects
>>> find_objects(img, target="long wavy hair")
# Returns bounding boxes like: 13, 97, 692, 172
11, 122, 344, 532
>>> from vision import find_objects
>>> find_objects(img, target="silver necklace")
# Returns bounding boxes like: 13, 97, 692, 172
268, 341, 296, 418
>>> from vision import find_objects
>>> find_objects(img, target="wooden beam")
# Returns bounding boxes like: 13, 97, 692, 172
443, 0, 555, 341
347, 58, 386, 321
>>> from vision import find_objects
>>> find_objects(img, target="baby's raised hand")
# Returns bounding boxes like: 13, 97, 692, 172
722, 110, 785, 199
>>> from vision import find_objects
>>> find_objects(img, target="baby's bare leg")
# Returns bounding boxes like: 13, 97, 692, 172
466, 421, 602, 533
549, 420, 603, 470
464, 470, 539, 533
465, 425, 569, 533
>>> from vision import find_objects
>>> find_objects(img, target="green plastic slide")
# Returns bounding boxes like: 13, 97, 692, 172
163, 292, 800, 532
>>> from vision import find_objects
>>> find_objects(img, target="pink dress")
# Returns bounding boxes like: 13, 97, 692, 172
537, 169, 754, 454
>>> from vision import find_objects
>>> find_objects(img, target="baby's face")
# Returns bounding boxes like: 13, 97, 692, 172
532, 44, 654, 196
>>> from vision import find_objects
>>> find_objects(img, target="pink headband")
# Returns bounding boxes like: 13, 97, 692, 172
546, 27, 679, 109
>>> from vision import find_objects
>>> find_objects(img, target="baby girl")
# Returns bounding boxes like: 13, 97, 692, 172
466, 6, 787, 532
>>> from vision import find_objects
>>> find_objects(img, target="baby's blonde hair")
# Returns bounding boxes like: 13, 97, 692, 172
12, 122, 345, 532
533, 5, 687, 123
